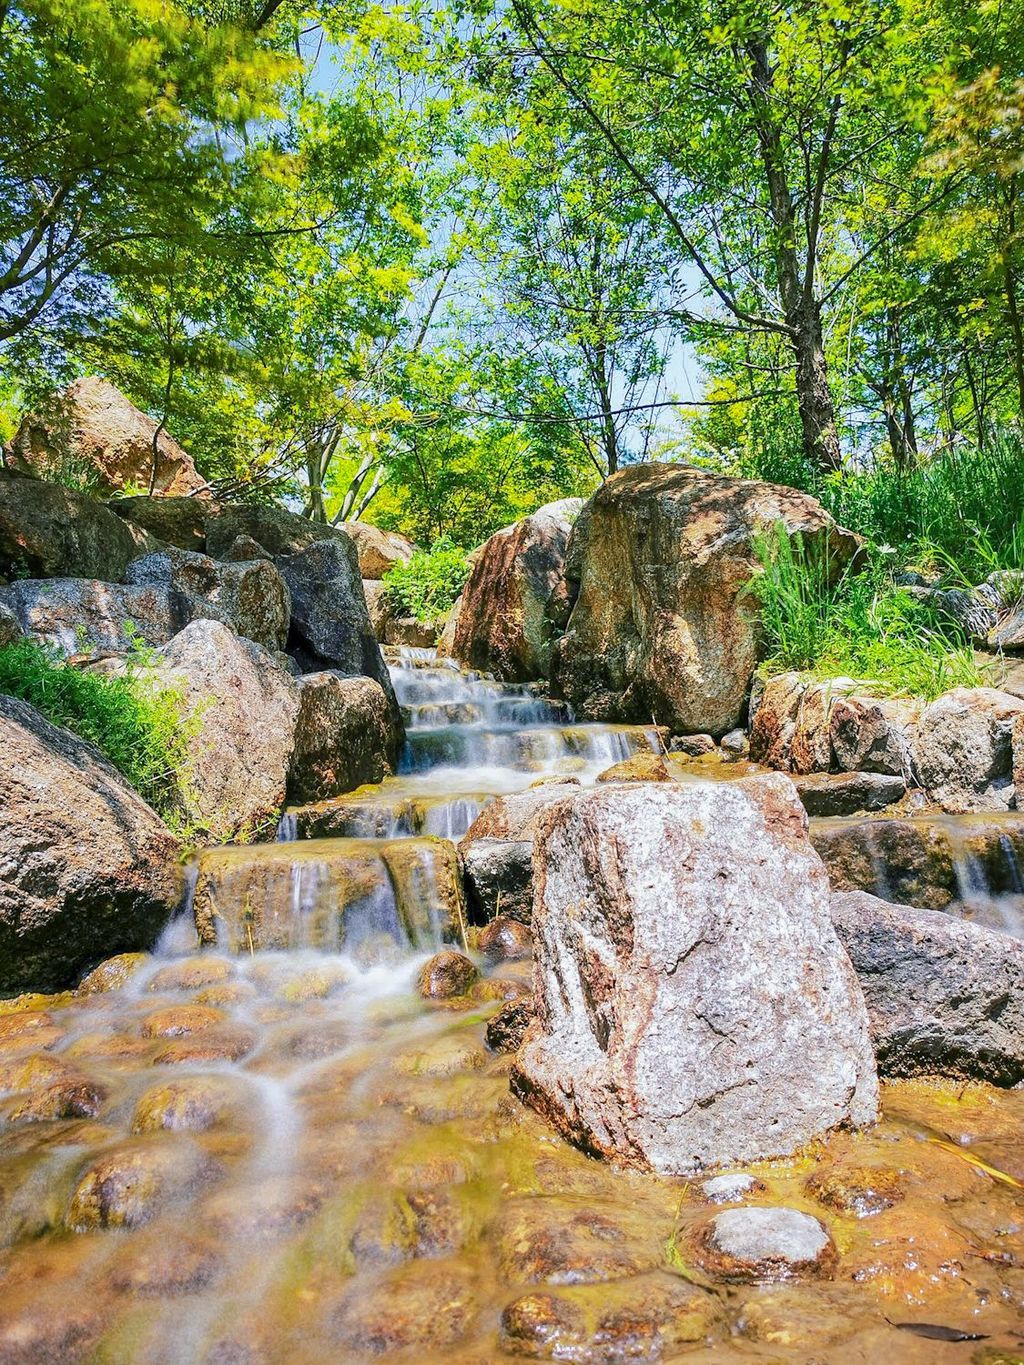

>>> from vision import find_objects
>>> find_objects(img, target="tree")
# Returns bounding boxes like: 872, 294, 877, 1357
0, 0, 294, 343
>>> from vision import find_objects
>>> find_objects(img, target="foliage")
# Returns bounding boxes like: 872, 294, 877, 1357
751, 526, 984, 700
383, 537, 470, 622
0, 638, 193, 823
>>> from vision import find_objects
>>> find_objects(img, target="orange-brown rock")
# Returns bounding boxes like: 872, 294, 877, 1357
416, 951, 479, 1000
451, 499, 582, 682
7, 377, 205, 496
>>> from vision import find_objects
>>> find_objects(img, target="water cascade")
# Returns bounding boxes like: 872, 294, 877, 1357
3, 650, 1024, 1359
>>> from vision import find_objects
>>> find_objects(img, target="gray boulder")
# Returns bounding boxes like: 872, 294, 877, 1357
0, 695, 182, 992
0, 578, 181, 659
204, 505, 350, 561
512, 776, 878, 1174
460, 838, 534, 924
288, 672, 397, 805
0, 603, 23, 648
149, 619, 300, 843
276, 538, 399, 718
832, 890, 1024, 1085
794, 771, 906, 818
912, 687, 1024, 812
125, 546, 290, 653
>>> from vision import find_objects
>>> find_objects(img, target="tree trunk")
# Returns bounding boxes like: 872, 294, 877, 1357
745, 40, 841, 474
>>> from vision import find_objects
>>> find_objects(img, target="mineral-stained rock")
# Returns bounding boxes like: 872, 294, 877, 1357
344, 521, 416, 579
125, 546, 290, 653
831, 890, 1024, 1085
0, 472, 142, 581
912, 686, 1024, 812
451, 498, 582, 682
288, 672, 397, 804
512, 777, 878, 1174
700, 1173, 764, 1205
794, 771, 906, 818
7, 377, 205, 496
829, 693, 919, 777
669, 733, 716, 757
416, 950, 479, 1000
596, 751, 675, 783
66, 1141, 217, 1231
553, 465, 859, 735
0, 695, 182, 992
805, 1164, 903, 1217
77, 953, 151, 996
148, 619, 300, 842
694, 1207, 836, 1283
276, 538, 399, 721
329, 1260, 478, 1355
486, 999, 535, 1053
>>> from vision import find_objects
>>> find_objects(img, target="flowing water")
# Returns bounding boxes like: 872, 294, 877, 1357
2, 651, 1024, 1362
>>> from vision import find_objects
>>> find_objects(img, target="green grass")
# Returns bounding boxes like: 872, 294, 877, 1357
383, 536, 470, 623
750, 526, 985, 700
0, 638, 192, 823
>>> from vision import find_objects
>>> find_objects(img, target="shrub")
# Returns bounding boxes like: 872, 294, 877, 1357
0, 638, 192, 822
383, 537, 470, 623
750, 526, 984, 700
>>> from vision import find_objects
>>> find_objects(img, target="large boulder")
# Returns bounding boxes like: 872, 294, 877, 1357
451, 499, 583, 682
124, 547, 290, 654
276, 538, 399, 719
0, 472, 143, 581
6, 377, 204, 497
512, 777, 878, 1174
750, 673, 918, 778
912, 687, 1024, 813
109, 495, 213, 553
553, 465, 859, 736
831, 891, 1024, 1086
148, 620, 300, 843
344, 521, 415, 579
204, 505, 349, 561
0, 578, 181, 659
0, 696, 182, 992
288, 673, 397, 804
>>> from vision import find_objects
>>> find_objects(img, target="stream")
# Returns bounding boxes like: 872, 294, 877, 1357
1, 650, 1023, 1361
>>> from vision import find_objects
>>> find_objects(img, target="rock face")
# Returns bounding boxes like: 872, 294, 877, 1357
831, 891, 1024, 1085
6, 377, 205, 497
0, 472, 142, 581
0, 696, 182, 992
204, 505, 350, 562
554, 465, 859, 736
913, 687, 1024, 812
451, 499, 582, 683
512, 777, 878, 1174
344, 521, 415, 579
0, 602, 23, 648
125, 547, 290, 653
0, 578, 182, 659
277, 538, 399, 717
109, 494, 212, 552
288, 673, 396, 804
151, 620, 300, 842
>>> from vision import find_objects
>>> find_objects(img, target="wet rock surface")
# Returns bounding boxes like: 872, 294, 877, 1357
513, 777, 878, 1174
0, 947, 1021, 1362
696, 1207, 837, 1282
288, 671, 397, 803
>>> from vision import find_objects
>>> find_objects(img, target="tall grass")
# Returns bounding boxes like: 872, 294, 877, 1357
0, 638, 192, 822
751, 527, 985, 700
740, 424, 1024, 581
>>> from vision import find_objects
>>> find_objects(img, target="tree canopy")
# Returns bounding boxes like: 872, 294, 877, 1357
2, 0, 1024, 546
